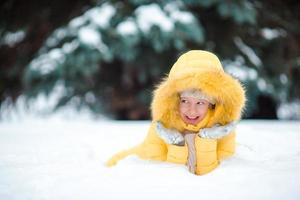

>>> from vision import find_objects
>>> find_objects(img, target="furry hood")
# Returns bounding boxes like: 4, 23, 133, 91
151, 50, 246, 132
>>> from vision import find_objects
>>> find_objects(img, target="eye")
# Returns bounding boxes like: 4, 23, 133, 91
196, 101, 205, 105
181, 99, 188, 103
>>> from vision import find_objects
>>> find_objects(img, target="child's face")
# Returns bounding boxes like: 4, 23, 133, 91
179, 96, 210, 125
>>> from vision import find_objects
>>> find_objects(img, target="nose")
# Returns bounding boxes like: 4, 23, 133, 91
187, 104, 198, 117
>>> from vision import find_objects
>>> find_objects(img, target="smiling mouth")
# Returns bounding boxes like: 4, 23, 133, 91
185, 116, 199, 120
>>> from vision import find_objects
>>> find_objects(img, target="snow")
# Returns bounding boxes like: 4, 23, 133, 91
135, 4, 174, 33
86, 3, 116, 28
78, 26, 102, 46
170, 10, 195, 24
0, 30, 26, 47
134, 3, 197, 34
62, 40, 79, 54
257, 78, 267, 91
48, 48, 64, 61
278, 101, 300, 120
0, 83, 75, 121
261, 28, 287, 40
69, 16, 86, 28
279, 74, 288, 85
223, 56, 258, 81
116, 20, 138, 35
29, 48, 65, 75
45, 28, 67, 48
84, 92, 96, 104
234, 37, 262, 67
164, 1, 196, 24
1, 115, 300, 199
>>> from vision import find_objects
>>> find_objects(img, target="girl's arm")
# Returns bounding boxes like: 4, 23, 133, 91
137, 122, 168, 161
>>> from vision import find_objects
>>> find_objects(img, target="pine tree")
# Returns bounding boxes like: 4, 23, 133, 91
2, 0, 300, 119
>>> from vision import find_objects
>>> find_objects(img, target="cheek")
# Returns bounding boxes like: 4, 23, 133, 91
178, 104, 186, 116
196, 106, 209, 116
179, 103, 191, 117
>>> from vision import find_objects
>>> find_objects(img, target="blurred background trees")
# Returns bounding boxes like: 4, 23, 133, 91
1, 0, 300, 120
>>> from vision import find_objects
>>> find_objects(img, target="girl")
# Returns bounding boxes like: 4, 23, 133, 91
106, 50, 246, 175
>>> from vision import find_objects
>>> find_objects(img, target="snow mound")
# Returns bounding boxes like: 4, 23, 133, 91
0, 118, 300, 200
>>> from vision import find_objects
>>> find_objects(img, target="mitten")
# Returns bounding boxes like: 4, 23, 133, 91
198, 121, 237, 139
156, 121, 185, 146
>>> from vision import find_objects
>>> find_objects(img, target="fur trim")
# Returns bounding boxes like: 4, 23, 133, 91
180, 89, 216, 104
151, 50, 246, 131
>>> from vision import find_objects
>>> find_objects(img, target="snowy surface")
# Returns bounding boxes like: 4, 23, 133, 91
1, 116, 300, 200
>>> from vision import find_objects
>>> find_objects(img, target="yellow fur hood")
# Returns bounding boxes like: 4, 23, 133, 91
151, 50, 246, 132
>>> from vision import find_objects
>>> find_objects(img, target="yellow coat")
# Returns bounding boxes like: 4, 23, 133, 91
106, 50, 246, 175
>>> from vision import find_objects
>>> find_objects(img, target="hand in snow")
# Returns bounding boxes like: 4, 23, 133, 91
198, 121, 237, 139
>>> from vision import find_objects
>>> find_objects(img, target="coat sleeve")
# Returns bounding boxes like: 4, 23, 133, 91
137, 121, 168, 161
105, 121, 167, 167
217, 131, 236, 160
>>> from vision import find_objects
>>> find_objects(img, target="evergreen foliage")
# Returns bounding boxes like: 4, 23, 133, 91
1, 0, 300, 119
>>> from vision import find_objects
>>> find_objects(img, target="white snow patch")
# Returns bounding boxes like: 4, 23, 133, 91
78, 26, 109, 54
0, 82, 102, 122
62, 40, 79, 54
45, 28, 67, 47
135, 4, 174, 33
223, 56, 258, 81
48, 48, 64, 60
29, 48, 65, 75
69, 16, 86, 28
164, 1, 195, 24
0, 119, 300, 199
261, 28, 287, 40
234, 37, 262, 67
78, 26, 101, 46
86, 3, 116, 28
1, 30, 26, 47
55, 28, 67, 39
278, 101, 300, 120
280, 74, 288, 85
257, 78, 267, 91
170, 10, 194, 24
69, 3, 115, 30
85, 92, 96, 104
117, 19, 138, 35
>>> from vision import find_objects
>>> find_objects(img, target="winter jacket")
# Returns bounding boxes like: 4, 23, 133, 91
106, 50, 246, 175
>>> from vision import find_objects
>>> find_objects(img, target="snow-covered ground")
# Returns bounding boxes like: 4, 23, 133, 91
1, 116, 300, 200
